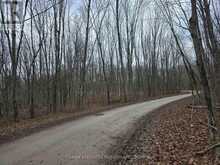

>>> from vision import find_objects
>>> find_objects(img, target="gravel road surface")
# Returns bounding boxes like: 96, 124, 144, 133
0, 94, 190, 165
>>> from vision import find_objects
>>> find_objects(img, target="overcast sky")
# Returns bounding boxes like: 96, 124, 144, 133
70, 0, 83, 11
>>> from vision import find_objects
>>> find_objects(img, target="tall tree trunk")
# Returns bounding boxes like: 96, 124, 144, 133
11, 1, 18, 121
202, 0, 220, 157
52, 0, 63, 112
116, 0, 127, 102
202, 0, 220, 105
189, 0, 216, 140
79, 0, 92, 107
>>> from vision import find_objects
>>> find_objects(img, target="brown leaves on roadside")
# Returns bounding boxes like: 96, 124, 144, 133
145, 100, 214, 165
114, 99, 215, 165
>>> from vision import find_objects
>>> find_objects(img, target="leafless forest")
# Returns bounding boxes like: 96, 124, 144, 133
0, 0, 191, 121
0, 0, 220, 150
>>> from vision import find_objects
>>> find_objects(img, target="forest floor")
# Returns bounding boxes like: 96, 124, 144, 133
0, 94, 180, 146
110, 97, 217, 165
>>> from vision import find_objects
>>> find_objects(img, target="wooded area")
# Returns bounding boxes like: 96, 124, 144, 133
158, 0, 220, 160
0, 0, 190, 121
0, 0, 220, 162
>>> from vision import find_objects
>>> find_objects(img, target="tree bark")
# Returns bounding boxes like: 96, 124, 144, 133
189, 0, 216, 140
116, 0, 127, 102
11, 1, 18, 121
79, 0, 92, 107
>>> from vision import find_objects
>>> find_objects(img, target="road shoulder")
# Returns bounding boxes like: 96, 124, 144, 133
106, 97, 214, 164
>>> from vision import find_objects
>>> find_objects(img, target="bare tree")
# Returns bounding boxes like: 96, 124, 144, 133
116, 0, 127, 102
0, 0, 190, 122
0, 0, 29, 121
78, 0, 92, 107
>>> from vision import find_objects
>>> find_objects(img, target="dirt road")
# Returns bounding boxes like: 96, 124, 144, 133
0, 94, 190, 165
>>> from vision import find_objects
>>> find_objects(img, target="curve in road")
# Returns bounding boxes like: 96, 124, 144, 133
0, 94, 190, 165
